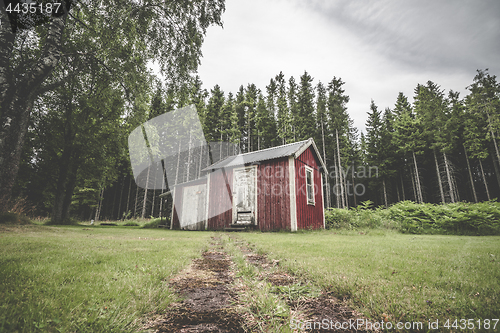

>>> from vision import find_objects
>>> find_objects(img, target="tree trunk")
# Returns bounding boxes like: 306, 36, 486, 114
0, 7, 69, 212
333, 150, 339, 208
159, 186, 164, 219
134, 182, 139, 217
141, 166, 151, 218
412, 151, 423, 203
51, 96, 80, 224
187, 129, 193, 181
351, 163, 356, 207
486, 110, 500, 168
396, 179, 401, 202
410, 165, 417, 202
344, 177, 349, 209
95, 187, 104, 221
433, 150, 445, 203
126, 175, 132, 217
443, 152, 455, 203
175, 140, 181, 186
491, 154, 500, 191
52, 147, 73, 223
111, 184, 118, 220
117, 177, 124, 220
382, 179, 388, 208
463, 146, 478, 203
320, 118, 330, 208
336, 129, 345, 208
52, 151, 80, 224
400, 172, 406, 201
479, 159, 491, 200
61, 161, 79, 222
198, 142, 204, 178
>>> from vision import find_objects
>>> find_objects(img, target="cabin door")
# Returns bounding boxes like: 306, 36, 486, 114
180, 184, 206, 230
232, 166, 257, 224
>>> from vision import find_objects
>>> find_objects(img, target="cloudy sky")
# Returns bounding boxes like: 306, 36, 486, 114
196, 0, 500, 132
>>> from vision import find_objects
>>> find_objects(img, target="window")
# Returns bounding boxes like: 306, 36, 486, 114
305, 167, 315, 205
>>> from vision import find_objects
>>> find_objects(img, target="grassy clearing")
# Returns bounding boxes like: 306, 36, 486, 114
238, 230, 500, 327
0, 224, 213, 333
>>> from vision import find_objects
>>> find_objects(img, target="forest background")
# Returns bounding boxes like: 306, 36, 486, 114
1, 1, 500, 224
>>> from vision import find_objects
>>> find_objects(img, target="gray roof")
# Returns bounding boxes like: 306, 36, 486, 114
202, 138, 327, 172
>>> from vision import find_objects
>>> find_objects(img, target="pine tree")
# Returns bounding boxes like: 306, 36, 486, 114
466, 70, 500, 173
392, 92, 412, 201
365, 100, 385, 206
464, 91, 492, 200
326, 77, 350, 208
288, 76, 299, 143
255, 92, 277, 150
393, 92, 424, 203
205, 85, 225, 144
315, 81, 330, 207
245, 84, 259, 152
235, 86, 247, 152
414, 81, 455, 203
296, 71, 316, 140
275, 72, 291, 145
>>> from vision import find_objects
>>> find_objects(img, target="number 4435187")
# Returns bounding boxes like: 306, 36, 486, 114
5, 2, 62, 15
444, 319, 498, 330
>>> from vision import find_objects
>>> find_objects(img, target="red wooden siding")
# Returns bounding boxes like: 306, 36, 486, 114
207, 168, 233, 229
294, 147, 324, 229
171, 177, 207, 229
257, 157, 291, 231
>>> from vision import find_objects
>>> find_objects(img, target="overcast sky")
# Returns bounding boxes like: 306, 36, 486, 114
196, 0, 500, 133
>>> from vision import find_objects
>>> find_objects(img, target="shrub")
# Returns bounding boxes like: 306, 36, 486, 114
325, 208, 353, 229
123, 221, 139, 226
0, 212, 31, 225
142, 218, 166, 228
325, 200, 500, 235
387, 200, 500, 235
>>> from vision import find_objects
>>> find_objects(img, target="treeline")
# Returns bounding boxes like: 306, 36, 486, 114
13, 69, 500, 222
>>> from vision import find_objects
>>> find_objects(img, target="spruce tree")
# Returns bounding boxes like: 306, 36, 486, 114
326, 77, 351, 208
393, 92, 424, 203
296, 71, 316, 140
288, 76, 299, 143
365, 100, 384, 206
275, 72, 291, 145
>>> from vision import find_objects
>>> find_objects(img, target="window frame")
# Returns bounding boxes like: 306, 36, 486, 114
305, 166, 315, 206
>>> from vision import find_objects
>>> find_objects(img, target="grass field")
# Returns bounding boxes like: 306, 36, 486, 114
0, 224, 213, 333
1, 223, 499, 332
239, 230, 500, 328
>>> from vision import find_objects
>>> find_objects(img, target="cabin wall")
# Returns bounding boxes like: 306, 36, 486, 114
294, 147, 324, 229
207, 168, 234, 229
171, 178, 207, 230
257, 157, 291, 231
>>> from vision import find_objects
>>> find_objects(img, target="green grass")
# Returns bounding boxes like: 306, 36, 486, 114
224, 236, 293, 332
0, 224, 213, 333
238, 230, 500, 326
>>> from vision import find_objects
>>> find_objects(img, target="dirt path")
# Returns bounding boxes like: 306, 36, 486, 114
142, 234, 374, 333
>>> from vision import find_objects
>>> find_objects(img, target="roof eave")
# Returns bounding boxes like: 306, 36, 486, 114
294, 138, 328, 173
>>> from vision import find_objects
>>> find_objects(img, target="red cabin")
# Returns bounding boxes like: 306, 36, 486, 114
169, 138, 326, 231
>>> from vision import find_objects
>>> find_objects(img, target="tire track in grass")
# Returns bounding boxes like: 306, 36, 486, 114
141, 234, 376, 332
227, 234, 376, 333
142, 235, 246, 332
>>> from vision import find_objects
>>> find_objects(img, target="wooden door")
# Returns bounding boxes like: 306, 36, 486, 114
180, 184, 206, 229
232, 167, 256, 224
